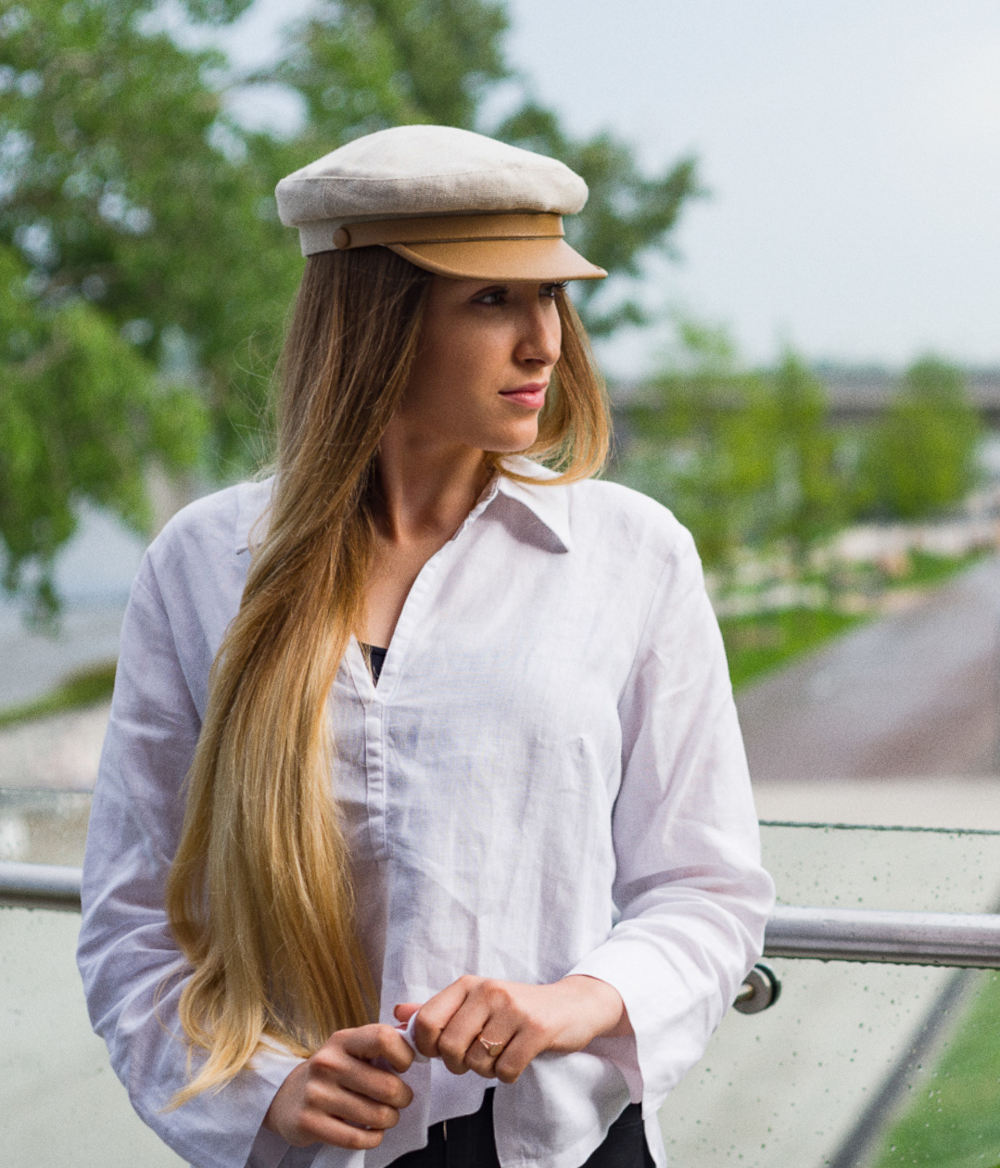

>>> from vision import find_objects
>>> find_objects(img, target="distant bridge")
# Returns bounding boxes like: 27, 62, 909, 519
611, 369, 1000, 428
820, 369, 1000, 426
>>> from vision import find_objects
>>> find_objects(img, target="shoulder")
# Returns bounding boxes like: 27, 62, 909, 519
147, 478, 272, 562
567, 479, 701, 595
568, 477, 690, 543
516, 464, 697, 561
136, 478, 273, 607
500, 459, 700, 591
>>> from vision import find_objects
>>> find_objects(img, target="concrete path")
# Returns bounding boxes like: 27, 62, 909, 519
3, 907, 185, 1168
0, 705, 108, 795
0, 604, 124, 709
737, 554, 1000, 781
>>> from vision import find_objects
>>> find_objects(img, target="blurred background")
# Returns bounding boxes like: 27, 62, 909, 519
2, 2, 1000, 1165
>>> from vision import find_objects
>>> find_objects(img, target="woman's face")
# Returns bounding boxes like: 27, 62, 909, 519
391, 275, 564, 457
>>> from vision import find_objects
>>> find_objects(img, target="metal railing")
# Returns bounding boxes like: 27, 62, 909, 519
765, 904, 1000, 968
4, 859, 1000, 975
1, 860, 82, 912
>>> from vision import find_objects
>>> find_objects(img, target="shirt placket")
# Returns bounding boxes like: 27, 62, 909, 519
359, 508, 484, 861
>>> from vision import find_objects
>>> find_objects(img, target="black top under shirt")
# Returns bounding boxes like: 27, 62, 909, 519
364, 644, 388, 684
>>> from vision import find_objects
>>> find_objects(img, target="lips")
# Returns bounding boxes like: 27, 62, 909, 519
499, 382, 547, 409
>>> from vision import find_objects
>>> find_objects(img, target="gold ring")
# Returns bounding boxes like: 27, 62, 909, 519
478, 1034, 506, 1058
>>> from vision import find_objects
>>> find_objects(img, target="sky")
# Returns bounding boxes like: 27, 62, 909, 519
214, 0, 1000, 377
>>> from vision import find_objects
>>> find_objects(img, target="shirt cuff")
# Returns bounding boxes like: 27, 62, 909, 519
565, 971, 643, 1103
246, 1046, 307, 1168
248, 1125, 293, 1168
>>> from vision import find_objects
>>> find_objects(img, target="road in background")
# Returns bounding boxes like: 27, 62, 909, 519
737, 554, 1000, 782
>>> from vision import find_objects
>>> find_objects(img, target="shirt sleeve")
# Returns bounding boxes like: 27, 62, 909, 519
76, 557, 303, 1168
568, 523, 775, 1111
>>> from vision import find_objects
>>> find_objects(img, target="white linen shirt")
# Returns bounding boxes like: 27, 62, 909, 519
78, 458, 774, 1168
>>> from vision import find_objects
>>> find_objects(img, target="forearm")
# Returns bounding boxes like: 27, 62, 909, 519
553, 974, 633, 1042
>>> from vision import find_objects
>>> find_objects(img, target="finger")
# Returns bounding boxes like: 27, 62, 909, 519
410, 978, 478, 1059
435, 979, 518, 1073
339, 1024, 416, 1075
393, 1002, 420, 1024
294, 1103, 391, 1151
320, 1117, 385, 1151
433, 1000, 498, 1075
491, 1028, 546, 1085
461, 1030, 510, 1080
309, 1081, 406, 1133
308, 1029, 414, 1112
317, 1056, 415, 1111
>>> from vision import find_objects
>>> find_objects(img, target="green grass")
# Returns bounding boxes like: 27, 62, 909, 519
869, 972, 1000, 1168
897, 547, 990, 588
720, 547, 990, 689
0, 660, 117, 729
721, 607, 864, 689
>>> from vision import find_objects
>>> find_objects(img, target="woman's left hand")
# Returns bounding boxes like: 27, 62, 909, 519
393, 975, 630, 1084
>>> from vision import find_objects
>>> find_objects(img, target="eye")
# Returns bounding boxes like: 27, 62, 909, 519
541, 281, 568, 300
472, 286, 508, 306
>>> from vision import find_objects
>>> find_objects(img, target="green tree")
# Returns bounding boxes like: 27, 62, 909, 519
273, 0, 510, 142
620, 321, 776, 571
0, 0, 301, 461
0, 244, 207, 618
764, 351, 843, 566
620, 333, 848, 578
0, 0, 259, 615
1, 0, 700, 612
858, 356, 983, 520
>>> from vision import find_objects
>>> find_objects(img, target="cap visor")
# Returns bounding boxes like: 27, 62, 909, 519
388, 237, 606, 282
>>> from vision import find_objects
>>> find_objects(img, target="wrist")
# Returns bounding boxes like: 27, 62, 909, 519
263, 1061, 306, 1139
558, 974, 629, 1038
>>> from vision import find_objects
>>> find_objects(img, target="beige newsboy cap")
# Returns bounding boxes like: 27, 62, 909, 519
275, 125, 606, 282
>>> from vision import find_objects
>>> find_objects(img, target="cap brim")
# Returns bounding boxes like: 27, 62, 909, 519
388, 237, 606, 282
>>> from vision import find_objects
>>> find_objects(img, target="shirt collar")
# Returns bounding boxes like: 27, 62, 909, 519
233, 460, 573, 555
234, 478, 274, 553
492, 456, 573, 553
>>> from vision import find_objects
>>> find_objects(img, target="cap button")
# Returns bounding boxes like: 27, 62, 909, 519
333, 226, 352, 250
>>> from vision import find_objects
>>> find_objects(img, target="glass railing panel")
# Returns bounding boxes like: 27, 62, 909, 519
661, 962, 1000, 1166
5, 819, 999, 1166
0, 788, 92, 867
1, 905, 183, 1167
658, 821, 1000, 1165
866, 966, 1000, 1167
761, 821, 1000, 915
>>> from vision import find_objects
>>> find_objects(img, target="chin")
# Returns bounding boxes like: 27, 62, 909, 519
486, 428, 541, 455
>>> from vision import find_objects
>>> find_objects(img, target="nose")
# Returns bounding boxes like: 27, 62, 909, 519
515, 297, 562, 368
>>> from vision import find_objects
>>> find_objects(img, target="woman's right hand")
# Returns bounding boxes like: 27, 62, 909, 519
264, 1023, 415, 1150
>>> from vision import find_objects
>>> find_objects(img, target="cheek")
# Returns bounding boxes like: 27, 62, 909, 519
441, 335, 510, 401
416, 325, 484, 381
402, 334, 455, 408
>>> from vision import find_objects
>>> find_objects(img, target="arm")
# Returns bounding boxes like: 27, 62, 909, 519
80, 550, 423, 1161
78, 562, 299, 1167
567, 525, 775, 1105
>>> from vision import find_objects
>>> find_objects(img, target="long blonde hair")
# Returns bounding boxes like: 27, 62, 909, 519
165, 247, 610, 1102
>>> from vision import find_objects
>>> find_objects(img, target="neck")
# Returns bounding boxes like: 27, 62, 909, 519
374, 425, 493, 544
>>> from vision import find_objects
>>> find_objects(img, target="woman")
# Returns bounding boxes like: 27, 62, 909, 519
78, 125, 773, 1168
